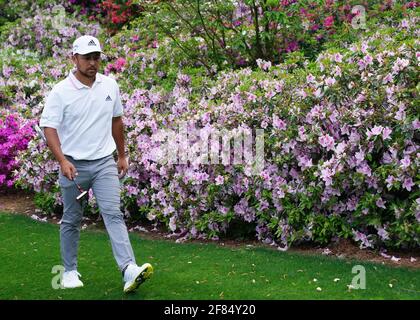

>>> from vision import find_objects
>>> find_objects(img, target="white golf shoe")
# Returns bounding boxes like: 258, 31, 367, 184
123, 263, 153, 293
61, 270, 84, 289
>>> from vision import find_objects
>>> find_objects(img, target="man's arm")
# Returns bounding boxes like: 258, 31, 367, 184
112, 117, 128, 178
44, 127, 77, 180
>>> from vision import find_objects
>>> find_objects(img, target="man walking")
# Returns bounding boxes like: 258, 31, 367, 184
40, 35, 153, 293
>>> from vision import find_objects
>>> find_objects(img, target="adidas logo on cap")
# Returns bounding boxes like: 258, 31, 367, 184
105, 95, 112, 101
88, 39, 96, 46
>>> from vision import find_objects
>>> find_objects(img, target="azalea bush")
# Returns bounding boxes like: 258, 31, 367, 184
0, 0, 59, 26
3, 1, 419, 250
114, 14, 419, 249
65, 0, 148, 34
0, 112, 35, 191
15, 11, 419, 250
0, 3, 100, 112
0, 5, 101, 59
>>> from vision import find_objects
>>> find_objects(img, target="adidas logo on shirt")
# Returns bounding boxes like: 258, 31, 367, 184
105, 95, 112, 101
88, 39, 96, 46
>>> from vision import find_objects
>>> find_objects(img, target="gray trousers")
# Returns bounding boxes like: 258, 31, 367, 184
59, 154, 136, 272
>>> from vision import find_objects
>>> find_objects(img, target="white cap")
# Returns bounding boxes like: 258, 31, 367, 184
72, 35, 102, 55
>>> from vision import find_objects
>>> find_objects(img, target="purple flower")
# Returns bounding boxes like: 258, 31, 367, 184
297, 126, 307, 141
325, 77, 336, 86
400, 156, 411, 169
215, 175, 224, 185
366, 125, 383, 139
353, 230, 373, 249
297, 155, 313, 169
376, 198, 386, 209
2, 66, 14, 78
402, 177, 414, 191
273, 115, 286, 130
256, 59, 272, 71
401, 19, 409, 28
385, 175, 395, 189
320, 168, 333, 186
357, 163, 372, 177
260, 170, 271, 182
333, 53, 343, 63
364, 54, 373, 65
126, 185, 139, 196
382, 127, 392, 140
392, 58, 409, 73
377, 227, 390, 241
371, 125, 383, 136
382, 73, 393, 84
306, 74, 315, 83
318, 134, 335, 151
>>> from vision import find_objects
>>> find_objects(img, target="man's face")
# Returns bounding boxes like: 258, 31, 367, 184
72, 52, 101, 78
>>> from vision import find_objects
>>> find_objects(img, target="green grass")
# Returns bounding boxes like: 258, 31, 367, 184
0, 213, 419, 300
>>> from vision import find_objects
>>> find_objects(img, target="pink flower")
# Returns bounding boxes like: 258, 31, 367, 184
385, 176, 395, 189
320, 168, 333, 186
318, 134, 335, 151
2, 66, 14, 78
401, 19, 409, 28
260, 170, 271, 182
306, 74, 315, 83
126, 185, 139, 196
273, 115, 286, 130
382, 127, 392, 140
297, 126, 307, 141
286, 40, 299, 52
367, 125, 383, 139
364, 54, 373, 65
115, 57, 126, 70
297, 155, 313, 169
323, 16, 334, 28
355, 150, 365, 164
357, 163, 371, 177
261, 120, 268, 129
357, 59, 367, 70
333, 53, 343, 63
382, 73, 393, 84
400, 156, 411, 169
353, 230, 373, 249
256, 59, 272, 71
377, 227, 389, 240
335, 142, 346, 154
325, 77, 336, 86
215, 175, 224, 185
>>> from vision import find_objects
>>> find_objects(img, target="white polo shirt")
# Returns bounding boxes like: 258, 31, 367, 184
40, 71, 124, 160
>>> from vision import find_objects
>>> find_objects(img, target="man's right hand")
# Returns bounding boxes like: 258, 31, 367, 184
44, 127, 76, 180
59, 159, 78, 180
